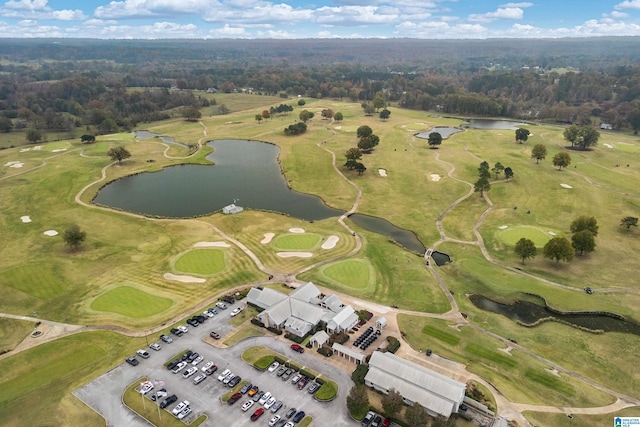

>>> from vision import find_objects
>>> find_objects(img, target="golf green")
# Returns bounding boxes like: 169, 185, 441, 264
90, 286, 173, 318
322, 259, 372, 290
272, 233, 322, 250
498, 226, 553, 247
174, 249, 226, 275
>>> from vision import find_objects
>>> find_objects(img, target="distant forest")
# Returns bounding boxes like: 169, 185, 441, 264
1, 37, 639, 140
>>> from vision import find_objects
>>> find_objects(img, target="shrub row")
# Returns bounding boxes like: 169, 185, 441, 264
317, 346, 333, 357
285, 332, 306, 343
386, 336, 400, 353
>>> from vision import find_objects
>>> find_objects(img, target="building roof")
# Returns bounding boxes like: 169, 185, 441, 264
365, 351, 465, 418
321, 294, 344, 312
247, 287, 287, 310
289, 282, 321, 303
375, 316, 387, 328
328, 306, 358, 331
332, 343, 365, 362
310, 331, 330, 346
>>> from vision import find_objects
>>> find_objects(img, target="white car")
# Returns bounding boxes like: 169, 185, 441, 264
183, 366, 198, 379
268, 415, 281, 426
230, 306, 244, 317
172, 361, 188, 374
139, 383, 154, 395
222, 372, 234, 384
172, 400, 190, 415
264, 396, 276, 410
201, 361, 215, 372
177, 325, 189, 334
136, 349, 150, 359
259, 391, 271, 405
267, 361, 280, 373
177, 406, 192, 420
202, 310, 214, 318
149, 342, 161, 351
216, 301, 227, 309
284, 422, 294, 427
193, 374, 207, 385
241, 400, 255, 412
290, 373, 302, 384
191, 355, 204, 365
217, 368, 231, 381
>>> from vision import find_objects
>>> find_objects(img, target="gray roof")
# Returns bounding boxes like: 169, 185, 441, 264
332, 343, 365, 362
321, 294, 344, 312
328, 306, 358, 331
310, 331, 330, 346
365, 351, 465, 418
247, 287, 287, 310
289, 282, 321, 302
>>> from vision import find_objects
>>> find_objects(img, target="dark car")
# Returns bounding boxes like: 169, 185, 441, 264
285, 408, 297, 419
170, 328, 183, 336
160, 394, 177, 409
228, 393, 242, 405
187, 352, 199, 362
205, 366, 218, 376
181, 350, 193, 361
252, 390, 264, 402
371, 415, 382, 427
228, 375, 242, 387
584, 287, 593, 294
223, 295, 235, 304
160, 334, 173, 343
290, 343, 305, 353
195, 315, 206, 323
250, 407, 265, 421
240, 382, 252, 394
293, 410, 306, 423
125, 356, 138, 366
167, 359, 180, 370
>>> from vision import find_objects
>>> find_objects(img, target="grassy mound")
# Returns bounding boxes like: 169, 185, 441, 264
272, 233, 322, 250
174, 249, 226, 275
90, 286, 173, 318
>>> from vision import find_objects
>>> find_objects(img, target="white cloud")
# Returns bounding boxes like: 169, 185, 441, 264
95, 0, 215, 19
615, 0, 640, 10
4, 0, 48, 11
469, 7, 524, 23
607, 11, 629, 18
499, 2, 532, 8
0, 0, 85, 20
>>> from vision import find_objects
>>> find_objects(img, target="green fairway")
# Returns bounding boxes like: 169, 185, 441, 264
90, 286, 173, 318
0, 263, 67, 299
272, 233, 323, 250
498, 225, 554, 247
321, 259, 373, 290
174, 249, 226, 275
0, 318, 34, 353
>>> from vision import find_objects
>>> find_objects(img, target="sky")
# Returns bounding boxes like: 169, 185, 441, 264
0, 0, 639, 39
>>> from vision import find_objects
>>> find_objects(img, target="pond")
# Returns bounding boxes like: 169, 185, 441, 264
133, 130, 189, 147
415, 127, 463, 140
464, 119, 529, 130
469, 293, 640, 336
348, 213, 426, 255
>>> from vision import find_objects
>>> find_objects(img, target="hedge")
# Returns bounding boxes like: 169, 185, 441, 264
352, 364, 369, 386
386, 336, 400, 353
317, 346, 333, 357
250, 318, 264, 327
285, 332, 306, 344
267, 326, 283, 335
315, 380, 338, 401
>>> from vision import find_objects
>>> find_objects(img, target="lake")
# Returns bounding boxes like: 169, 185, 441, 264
415, 126, 463, 140
464, 119, 529, 130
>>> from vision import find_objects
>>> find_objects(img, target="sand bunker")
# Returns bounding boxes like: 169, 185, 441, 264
548, 231, 557, 236
430, 174, 441, 182
20, 216, 32, 223
51, 148, 67, 152
498, 225, 509, 230
43, 230, 58, 236
194, 241, 231, 248
277, 252, 313, 258
603, 143, 613, 148
334, 126, 342, 130
5, 161, 24, 168
19, 148, 31, 152
33, 146, 42, 150
289, 228, 305, 234
560, 183, 573, 189
163, 273, 206, 283
261, 233, 275, 244
378, 169, 387, 177
322, 235, 339, 249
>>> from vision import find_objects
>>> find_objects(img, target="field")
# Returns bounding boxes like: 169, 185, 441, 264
1, 94, 640, 424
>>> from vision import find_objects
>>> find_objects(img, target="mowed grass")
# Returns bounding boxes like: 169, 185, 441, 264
0, 263, 66, 299
223, 326, 265, 346
498, 225, 553, 247
174, 248, 226, 275
524, 407, 640, 427
0, 318, 34, 353
90, 285, 173, 318
321, 259, 372, 290
272, 233, 323, 250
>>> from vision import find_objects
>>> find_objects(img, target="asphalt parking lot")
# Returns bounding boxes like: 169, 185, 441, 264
75, 300, 356, 426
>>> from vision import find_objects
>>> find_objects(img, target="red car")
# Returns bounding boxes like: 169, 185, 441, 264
290, 343, 304, 353
250, 408, 265, 421
382, 418, 391, 427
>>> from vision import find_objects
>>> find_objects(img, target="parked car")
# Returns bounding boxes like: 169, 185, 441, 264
125, 356, 138, 366
193, 374, 206, 385
172, 361, 187, 374
136, 349, 150, 359
187, 352, 199, 362
284, 423, 295, 427
172, 400, 190, 415
170, 328, 183, 336
159, 334, 173, 343
181, 350, 193, 361
362, 411, 375, 426
228, 393, 242, 405
270, 400, 283, 413
160, 394, 177, 409
252, 390, 265, 402
167, 359, 180, 371
186, 318, 199, 327
290, 373, 302, 384
183, 367, 198, 379
259, 391, 272, 405
149, 342, 161, 351
297, 377, 308, 390
216, 301, 227, 309
307, 382, 320, 394
285, 408, 297, 419
240, 382, 253, 394
222, 372, 235, 384
268, 361, 280, 372
207, 308, 218, 315
248, 385, 259, 396
223, 295, 235, 304
382, 418, 391, 427
228, 375, 242, 388
178, 325, 189, 334
230, 306, 244, 317
290, 343, 304, 353
250, 408, 265, 421
201, 361, 215, 372
269, 415, 281, 426
372, 415, 383, 427
177, 407, 192, 420
242, 400, 255, 412
264, 396, 276, 409
209, 331, 221, 340
139, 383, 154, 395
217, 368, 231, 381
205, 366, 218, 376
282, 368, 294, 380
276, 366, 287, 377
192, 355, 204, 365
293, 411, 306, 423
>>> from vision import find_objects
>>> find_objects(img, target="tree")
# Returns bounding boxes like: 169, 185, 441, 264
572, 230, 596, 255
334, 112, 343, 122
515, 238, 537, 264
357, 125, 373, 138
531, 144, 547, 164
345, 147, 363, 162
62, 224, 86, 251
570, 215, 599, 236
381, 388, 403, 418
405, 403, 428, 427
543, 237, 574, 263
218, 104, 230, 114
492, 162, 505, 179
0, 116, 13, 132
297, 99, 306, 106
299, 110, 314, 122
373, 93, 386, 111
363, 103, 375, 115
81, 134, 96, 143
26, 128, 42, 143
346, 386, 369, 419
478, 161, 491, 179
563, 125, 580, 146
358, 135, 379, 152
427, 132, 442, 148
284, 122, 307, 135
564, 125, 600, 149
321, 108, 333, 119
255, 114, 263, 124
345, 159, 357, 170
355, 162, 367, 175
474, 177, 491, 196
261, 110, 270, 120
515, 127, 530, 143
621, 216, 638, 230
504, 166, 514, 181
379, 109, 391, 120
107, 146, 131, 164
182, 106, 201, 121
552, 152, 571, 170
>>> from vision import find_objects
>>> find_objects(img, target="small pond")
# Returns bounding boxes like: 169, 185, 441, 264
469, 294, 640, 336
349, 213, 426, 255
430, 251, 451, 266
133, 130, 189, 147
464, 119, 529, 130
415, 127, 463, 140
